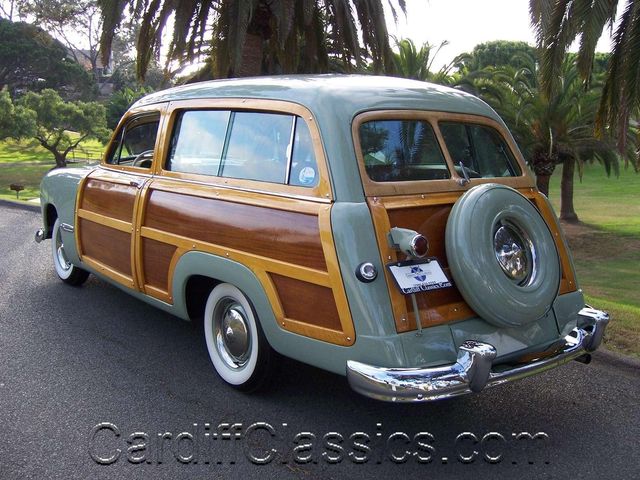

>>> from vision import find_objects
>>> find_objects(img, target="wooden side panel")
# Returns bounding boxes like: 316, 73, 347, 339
144, 190, 326, 271
388, 205, 451, 264
142, 238, 176, 291
387, 204, 474, 329
79, 218, 132, 276
80, 179, 137, 222
270, 273, 342, 331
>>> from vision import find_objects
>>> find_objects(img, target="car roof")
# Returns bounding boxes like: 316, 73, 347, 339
132, 74, 500, 121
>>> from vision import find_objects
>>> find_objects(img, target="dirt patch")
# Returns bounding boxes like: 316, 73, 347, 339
560, 221, 640, 261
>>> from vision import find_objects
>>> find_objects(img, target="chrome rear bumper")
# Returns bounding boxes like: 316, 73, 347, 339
347, 306, 610, 402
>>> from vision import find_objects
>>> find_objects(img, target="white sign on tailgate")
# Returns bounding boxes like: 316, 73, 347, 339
388, 260, 452, 295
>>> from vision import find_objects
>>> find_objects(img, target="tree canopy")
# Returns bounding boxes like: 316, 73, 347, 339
455, 40, 537, 73
530, 0, 640, 154
97, 0, 406, 79
390, 37, 453, 83
17, 0, 105, 79
0, 18, 94, 96
1, 89, 109, 167
461, 53, 637, 221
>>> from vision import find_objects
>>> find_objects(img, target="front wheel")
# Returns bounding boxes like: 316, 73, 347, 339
51, 218, 89, 286
203, 283, 275, 392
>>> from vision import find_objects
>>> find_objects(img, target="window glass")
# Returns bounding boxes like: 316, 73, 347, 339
108, 117, 159, 168
167, 110, 230, 175
288, 117, 319, 187
439, 122, 521, 177
359, 120, 449, 182
221, 112, 293, 184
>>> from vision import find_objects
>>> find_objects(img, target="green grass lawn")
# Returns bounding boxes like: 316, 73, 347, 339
0, 138, 104, 201
550, 163, 640, 358
549, 163, 640, 236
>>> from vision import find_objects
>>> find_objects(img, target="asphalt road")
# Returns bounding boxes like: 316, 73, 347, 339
1, 203, 639, 480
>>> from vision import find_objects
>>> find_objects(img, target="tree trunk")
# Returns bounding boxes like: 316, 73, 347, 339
536, 174, 551, 197
235, 33, 264, 77
39, 140, 68, 168
53, 150, 67, 168
560, 156, 579, 222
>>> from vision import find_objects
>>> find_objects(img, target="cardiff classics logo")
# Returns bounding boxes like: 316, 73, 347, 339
410, 266, 427, 282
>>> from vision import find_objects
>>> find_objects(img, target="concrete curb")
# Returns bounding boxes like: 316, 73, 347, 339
593, 347, 640, 375
0, 199, 41, 213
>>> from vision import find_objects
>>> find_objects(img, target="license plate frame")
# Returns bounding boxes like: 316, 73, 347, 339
387, 258, 452, 295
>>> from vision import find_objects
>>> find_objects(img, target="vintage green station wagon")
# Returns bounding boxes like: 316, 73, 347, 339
36, 75, 609, 401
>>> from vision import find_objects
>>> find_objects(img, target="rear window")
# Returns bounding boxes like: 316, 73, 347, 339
359, 120, 449, 182
439, 122, 521, 178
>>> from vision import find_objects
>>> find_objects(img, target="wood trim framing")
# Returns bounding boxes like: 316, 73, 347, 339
154, 98, 333, 201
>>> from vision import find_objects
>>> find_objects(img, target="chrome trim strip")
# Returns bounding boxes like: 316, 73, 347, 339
347, 306, 610, 402
60, 223, 75, 233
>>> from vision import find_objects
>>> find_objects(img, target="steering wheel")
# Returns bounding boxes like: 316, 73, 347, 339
132, 149, 154, 168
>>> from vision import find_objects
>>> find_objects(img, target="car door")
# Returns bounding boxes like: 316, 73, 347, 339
75, 105, 165, 291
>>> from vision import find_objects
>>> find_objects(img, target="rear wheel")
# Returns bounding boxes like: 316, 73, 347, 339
203, 283, 275, 392
52, 218, 89, 286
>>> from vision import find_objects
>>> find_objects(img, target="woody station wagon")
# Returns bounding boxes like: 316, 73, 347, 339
36, 75, 609, 402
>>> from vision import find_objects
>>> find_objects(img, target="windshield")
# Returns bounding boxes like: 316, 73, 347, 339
359, 118, 521, 182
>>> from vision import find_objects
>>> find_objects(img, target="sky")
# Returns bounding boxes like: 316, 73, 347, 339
386, 0, 615, 69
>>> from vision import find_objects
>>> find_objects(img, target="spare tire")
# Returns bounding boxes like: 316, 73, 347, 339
445, 184, 560, 328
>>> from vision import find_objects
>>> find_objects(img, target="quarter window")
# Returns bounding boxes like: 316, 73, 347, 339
288, 117, 319, 187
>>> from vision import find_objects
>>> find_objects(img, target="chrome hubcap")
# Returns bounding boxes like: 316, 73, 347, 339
493, 221, 535, 285
214, 298, 251, 369
55, 228, 71, 271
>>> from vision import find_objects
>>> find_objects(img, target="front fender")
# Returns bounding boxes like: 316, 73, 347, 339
40, 166, 95, 236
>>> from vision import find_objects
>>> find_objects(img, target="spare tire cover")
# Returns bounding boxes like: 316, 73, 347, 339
445, 183, 560, 328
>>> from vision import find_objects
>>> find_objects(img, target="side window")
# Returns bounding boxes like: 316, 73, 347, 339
221, 112, 292, 184
107, 115, 159, 169
163, 109, 320, 188
288, 117, 319, 187
166, 110, 230, 175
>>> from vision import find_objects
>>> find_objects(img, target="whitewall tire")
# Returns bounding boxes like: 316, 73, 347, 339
203, 283, 274, 391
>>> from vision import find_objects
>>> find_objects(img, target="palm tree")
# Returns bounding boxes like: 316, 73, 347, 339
97, 0, 406, 79
465, 54, 633, 221
530, 0, 640, 156
390, 37, 454, 83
